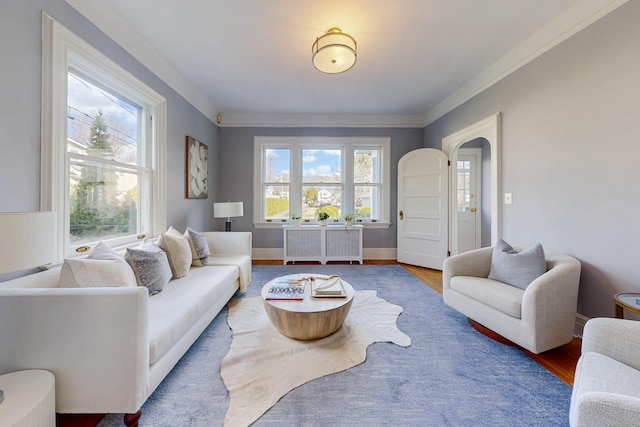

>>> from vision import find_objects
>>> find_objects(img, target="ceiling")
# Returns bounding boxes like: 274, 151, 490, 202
65, 0, 625, 127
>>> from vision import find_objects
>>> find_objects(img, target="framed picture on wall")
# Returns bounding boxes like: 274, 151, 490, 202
186, 136, 208, 199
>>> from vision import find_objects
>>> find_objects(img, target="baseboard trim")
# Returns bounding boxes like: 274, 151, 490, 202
574, 313, 589, 339
252, 248, 397, 261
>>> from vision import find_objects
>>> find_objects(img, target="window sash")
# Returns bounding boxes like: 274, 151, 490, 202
42, 14, 167, 262
254, 137, 390, 226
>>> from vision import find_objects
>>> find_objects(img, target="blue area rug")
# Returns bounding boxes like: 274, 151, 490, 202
99, 265, 571, 426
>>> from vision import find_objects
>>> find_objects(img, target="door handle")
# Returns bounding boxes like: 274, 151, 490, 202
470, 208, 477, 213
399, 210, 404, 220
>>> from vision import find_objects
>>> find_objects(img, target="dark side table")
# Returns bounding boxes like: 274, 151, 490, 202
614, 293, 640, 318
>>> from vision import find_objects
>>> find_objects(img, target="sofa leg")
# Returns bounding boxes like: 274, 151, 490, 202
124, 410, 142, 427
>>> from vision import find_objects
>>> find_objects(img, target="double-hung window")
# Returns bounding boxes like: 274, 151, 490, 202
254, 137, 390, 227
41, 14, 167, 261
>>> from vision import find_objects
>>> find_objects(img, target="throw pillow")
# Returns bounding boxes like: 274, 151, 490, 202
184, 227, 210, 266
125, 241, 172, 295
488, 239, 547, 290
157, 227, 192, 279
59, 241, 137, 288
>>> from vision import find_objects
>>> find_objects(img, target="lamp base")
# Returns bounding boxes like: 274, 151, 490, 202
225, 221, 231, 232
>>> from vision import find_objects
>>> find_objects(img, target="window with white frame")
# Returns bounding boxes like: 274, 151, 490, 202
41, 14, 167, 261
254, 137, 390, 226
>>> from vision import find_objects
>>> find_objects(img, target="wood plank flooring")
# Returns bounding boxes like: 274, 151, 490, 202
58, 259, 580, 426
257, 259, 581, 385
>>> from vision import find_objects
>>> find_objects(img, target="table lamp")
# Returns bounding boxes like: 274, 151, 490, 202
0, 212, 56, 275
213, 201, 243, 232
0, 211, 56, 405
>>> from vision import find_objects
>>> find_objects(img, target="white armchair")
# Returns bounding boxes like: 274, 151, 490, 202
570, 317, 640, 427
443, 246, 581, 354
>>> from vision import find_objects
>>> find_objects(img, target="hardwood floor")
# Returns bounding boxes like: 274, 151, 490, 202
58, 259, 580, 426
400, 261, 580, 385
257, 259, 581, 385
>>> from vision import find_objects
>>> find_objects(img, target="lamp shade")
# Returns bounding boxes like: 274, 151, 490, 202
312, 28, 357, 74
0, 212, 56, 274
213, 202, 244, 219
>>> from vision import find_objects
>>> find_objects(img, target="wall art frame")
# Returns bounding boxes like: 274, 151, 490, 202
186, 136, 208, 199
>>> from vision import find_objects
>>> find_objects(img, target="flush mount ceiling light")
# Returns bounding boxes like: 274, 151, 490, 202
312, 27, 357, 74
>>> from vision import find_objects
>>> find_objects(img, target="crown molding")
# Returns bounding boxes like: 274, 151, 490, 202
64, 0, 220, 124
66, 0, 627, 129
217, 113, 426, 128
423, 0, 629, 126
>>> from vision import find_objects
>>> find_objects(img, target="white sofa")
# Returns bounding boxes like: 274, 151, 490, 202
0, 231, 251, 426
570, 317, 640, 427
443, 246, 581, 354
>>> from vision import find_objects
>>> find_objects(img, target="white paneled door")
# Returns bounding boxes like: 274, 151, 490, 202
397, 148, 448, 270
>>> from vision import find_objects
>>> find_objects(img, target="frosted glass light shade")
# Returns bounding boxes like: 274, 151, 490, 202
312, 28, 357, 74
0, 212, 56, 274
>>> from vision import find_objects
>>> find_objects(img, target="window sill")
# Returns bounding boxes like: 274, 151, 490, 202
253, 222, 391, 230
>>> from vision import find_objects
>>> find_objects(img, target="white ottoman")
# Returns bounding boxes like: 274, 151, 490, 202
0, 370, 55, 427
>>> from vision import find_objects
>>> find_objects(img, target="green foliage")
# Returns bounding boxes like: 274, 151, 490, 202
304, 188, 318, 205
316, 205, 338, 220
357, 206, 371, 217
69, 111, 135, 241
266, 198, 289, 217
88, 110, 112, 154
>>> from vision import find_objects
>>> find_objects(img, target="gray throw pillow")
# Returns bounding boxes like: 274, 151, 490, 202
488, 239, 546, 290
187, 228, 210, 266
125, 241, 172, 296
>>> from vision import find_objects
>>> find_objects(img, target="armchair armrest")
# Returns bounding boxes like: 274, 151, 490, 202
442, 247, 493, 290
582, 317, 640, 371
0, 287, 149, 413
203, 232, 252, 256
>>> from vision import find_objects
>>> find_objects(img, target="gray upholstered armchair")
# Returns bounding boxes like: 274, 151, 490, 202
570, 317, 640, 427
442, 246, 581, 354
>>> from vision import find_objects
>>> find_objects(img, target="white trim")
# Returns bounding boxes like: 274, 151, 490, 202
575, 313, 590, 338
65, 0, 626, 129
41, 13, 167, 262
254, 222, 391, 230
64, 0, 219, 125
253, 136, 391, 226
455, 148, 483, 254
219, 113, 425, 128
442, 113, 501, 252
424, 0, 629, 126
252, 247, 397, 261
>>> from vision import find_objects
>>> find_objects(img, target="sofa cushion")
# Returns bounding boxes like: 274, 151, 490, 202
207, 254, 252, 293
184, 228, 210, 267
125, 241, 172, 296
157, 227, 192, 279
450, 275, 524, 318
488, 239, 546, 290
571, 352, 640, 426
147, 265, 239, 365
59, 242, 136, 288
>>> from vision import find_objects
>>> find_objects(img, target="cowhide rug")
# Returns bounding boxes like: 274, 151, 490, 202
221, 290, 411, 426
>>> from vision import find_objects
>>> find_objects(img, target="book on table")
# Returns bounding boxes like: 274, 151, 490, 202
311, 276, 347, 298
265, 277, 304, 300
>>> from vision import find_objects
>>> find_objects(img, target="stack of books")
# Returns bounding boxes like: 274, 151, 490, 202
311, 276, 347, 298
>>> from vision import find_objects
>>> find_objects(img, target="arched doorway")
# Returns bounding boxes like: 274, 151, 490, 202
442, 113, 501, 255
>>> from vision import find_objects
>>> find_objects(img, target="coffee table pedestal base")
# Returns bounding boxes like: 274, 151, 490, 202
263, 299, 353, 340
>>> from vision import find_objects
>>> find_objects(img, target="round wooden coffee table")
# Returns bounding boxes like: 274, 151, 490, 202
261, 274, 355, 340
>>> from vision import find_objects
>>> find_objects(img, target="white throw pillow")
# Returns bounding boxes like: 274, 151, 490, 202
157, 227, 192, 279
59, 242, 136, 288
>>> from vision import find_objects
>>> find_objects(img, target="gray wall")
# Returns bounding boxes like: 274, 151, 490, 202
217, 127, 423, 249
0, 0, 219, 232
424, 1, 640, 319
